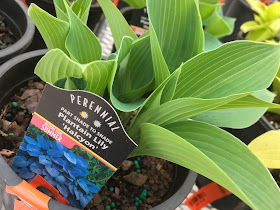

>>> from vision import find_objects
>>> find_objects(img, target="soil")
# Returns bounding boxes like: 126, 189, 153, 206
0, 15, 16, 50
264, 112, 280, 129
0, 80, 175, 210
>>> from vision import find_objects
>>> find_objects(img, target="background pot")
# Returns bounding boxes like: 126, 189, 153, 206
220, 0, 254, 43
0, 0, 35, 64
0, 50, 197, 210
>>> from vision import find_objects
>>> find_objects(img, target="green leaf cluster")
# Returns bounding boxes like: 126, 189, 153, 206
29, 0, 280, 209
241, 0, 280, 42
121, 0, 235, 51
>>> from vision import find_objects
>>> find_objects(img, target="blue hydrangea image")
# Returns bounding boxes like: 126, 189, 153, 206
12, 133, 100, 208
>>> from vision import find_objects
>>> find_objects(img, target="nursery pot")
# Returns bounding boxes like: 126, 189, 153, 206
0, 0, 35, 64
196, 116, 274, 210
0, 51, 197, 209
220, 0, 254, 43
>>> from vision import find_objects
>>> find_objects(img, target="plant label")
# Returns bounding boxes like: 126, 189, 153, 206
11, 83, 137, 209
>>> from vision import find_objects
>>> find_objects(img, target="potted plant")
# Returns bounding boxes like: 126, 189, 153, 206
2, 0, 280, 209
0, 49, 196, 209
0, 0, 35, 64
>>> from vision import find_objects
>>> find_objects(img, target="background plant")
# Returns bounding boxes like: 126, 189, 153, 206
241, 0, 280, 42
241, 0, 280, 114
26, 0, 280, 209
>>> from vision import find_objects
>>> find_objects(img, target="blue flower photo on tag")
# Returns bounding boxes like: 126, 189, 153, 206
11, 124, 109, 208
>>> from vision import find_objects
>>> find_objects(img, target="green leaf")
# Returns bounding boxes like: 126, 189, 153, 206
97, 0, 138, 50
147, 0, 204, 72
204, 13, 235, 38
192, 90, 277, 128
175, 41, 280, 99
128, 93, 248, 139
130, 122, 280, 209
149, 22, 170, 87
129, 68, 182, 125
54, 77, 87, 90
248, 130, 280, 169
200, 0, 221, 3
122, 0, 146, 8
109, 37, 147, 112
199, 2, 221, 22
266, 2, 280, 21
71, 0, 91, 24
28, 4, 69, 54
245, 28, 275, 42
204, 31, 222, 51
240, 21, 265, 33
111, 35, 154, 111
65, 5, 101, 64
35, 49, 83, 84
84, 60, 116, 96
53, 0, 69, 22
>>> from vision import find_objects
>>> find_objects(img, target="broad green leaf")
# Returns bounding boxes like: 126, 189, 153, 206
128, 69, 182, 127
149, 22, 170, 87
71, 0, 91, 24
147, 0, 204, 72
35, 49, 83, 84
204, 13, 235, 38
160, 66, 181, 104
28, 4, 69, 54
109, 37, 147, 112
248, 130, 280, 169
199, 2, 221, 22
192, 90, 277, 128
112, 35, 153, 105
84, 60, 116, 96
204, 31, 222, 51
97, 0, 137, 50
53, 0, 69, 22
123, 0, 146, 8
128, 93, 248, 139
65, 5, 101, 64
200, 0, 221, 3
130, 122, 280, 209
175, 41, 280, 99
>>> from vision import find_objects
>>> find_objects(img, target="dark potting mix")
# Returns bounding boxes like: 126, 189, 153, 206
9, 83, 137, 208
0, 15, 16, 50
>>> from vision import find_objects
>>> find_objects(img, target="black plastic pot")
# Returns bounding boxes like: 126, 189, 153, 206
0, 50, 197, 210
0, 0, 35, 64
220, 0, 254, 43
196, 116, 275, 210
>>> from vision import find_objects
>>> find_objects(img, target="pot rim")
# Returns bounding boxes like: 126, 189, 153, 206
0, 0, 35, 60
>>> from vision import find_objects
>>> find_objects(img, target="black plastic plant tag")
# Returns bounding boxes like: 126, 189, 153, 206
11, 83, 137, 209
